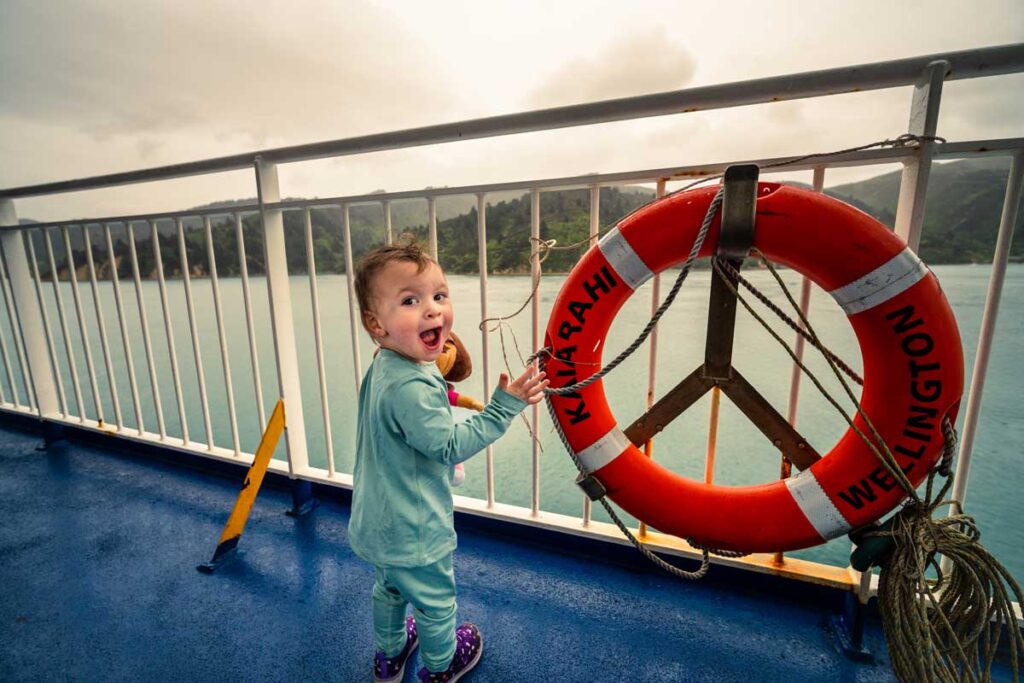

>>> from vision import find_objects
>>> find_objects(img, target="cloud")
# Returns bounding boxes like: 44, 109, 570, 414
135, 136, 165, 162
528, 28, 696, 108
0, 0, 457, 149
938, 74, 1024, 137
3, 1, 1020, 222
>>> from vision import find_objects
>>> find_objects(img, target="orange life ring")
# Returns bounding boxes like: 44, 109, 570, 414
544, 183, 964, 552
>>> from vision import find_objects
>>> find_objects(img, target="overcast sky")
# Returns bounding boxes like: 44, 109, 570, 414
1, 0, 1022, 221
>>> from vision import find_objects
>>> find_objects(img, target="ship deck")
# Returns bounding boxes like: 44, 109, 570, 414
0, 417, 1012, 683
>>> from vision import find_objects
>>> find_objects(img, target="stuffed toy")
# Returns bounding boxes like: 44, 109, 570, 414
434, 332, 483, 487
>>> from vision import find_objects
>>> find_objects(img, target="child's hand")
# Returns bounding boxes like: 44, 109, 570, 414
498, 363, 548, 405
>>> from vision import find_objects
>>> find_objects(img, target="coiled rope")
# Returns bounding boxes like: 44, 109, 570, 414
878, 461, 1024, 682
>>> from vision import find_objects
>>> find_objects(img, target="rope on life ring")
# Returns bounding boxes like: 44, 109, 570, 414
543, 181, 964, 553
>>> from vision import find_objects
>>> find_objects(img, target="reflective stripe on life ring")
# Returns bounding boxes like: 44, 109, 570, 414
544, 183, 964, 553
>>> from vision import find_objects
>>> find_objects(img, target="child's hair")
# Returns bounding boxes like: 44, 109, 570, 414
354, 241, 436, 334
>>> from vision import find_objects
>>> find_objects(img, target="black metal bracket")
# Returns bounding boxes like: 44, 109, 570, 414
37, 420, 68, 451
286, 480, 320, 517
828, 592, 874, 662
704, 164, 758, 380
622, 164, 822, 471
576, 472, 607, 501
849, 518, 895, 572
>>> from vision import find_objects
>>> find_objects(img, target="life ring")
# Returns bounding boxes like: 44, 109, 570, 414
544, 183, 964, 552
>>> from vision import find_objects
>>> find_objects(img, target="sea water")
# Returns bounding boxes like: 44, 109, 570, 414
12, 264, 1023, 576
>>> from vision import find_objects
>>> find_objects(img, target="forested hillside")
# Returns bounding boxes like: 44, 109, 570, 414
827, 157, 1023, 264
28, 187, 655, 279
22, 158, 1023, 280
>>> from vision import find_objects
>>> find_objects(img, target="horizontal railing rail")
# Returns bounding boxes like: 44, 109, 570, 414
1, 44, 1022, 596
5, 136, 1022, 234
1, 43, 1022, 200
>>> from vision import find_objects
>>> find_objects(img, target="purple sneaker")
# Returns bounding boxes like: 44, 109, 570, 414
417, 623, 483, 682
374, 616, 418, 683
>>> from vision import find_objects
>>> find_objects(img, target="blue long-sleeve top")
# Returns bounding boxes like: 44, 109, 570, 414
348, 348, 527, 567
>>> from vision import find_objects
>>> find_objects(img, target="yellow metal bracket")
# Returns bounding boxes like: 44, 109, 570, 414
197, 399, 286, 574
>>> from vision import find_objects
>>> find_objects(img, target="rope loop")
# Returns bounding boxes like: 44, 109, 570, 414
890, 133, 948, 147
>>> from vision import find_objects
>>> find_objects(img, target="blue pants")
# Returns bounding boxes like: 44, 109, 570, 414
373, 553, 457, 673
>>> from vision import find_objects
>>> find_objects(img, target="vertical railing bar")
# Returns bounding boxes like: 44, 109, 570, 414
0, 200, 12, 407
428, 197, 438, 260
773, 166, 825, 567
304, 207, 335, 476
127, 222, 166, 438
84, 224, 123, 429
784, 165, 825, 429
0, 308, 8, 404
949, 152, 1024, 513
152, 220, 189, 443
44, 228, 84, 419
25, 232, 68, 417
63, 226, 104, 424
530, 188, 541, 516
700, 151, 720, 491
0, 244, 19, 405
177, 217, 213, 450
704, 388, 721, 484
0, 240, 36, 410
204, 216, 240, 456
582, 184, 603, 526
935, 152, 1024, 586
784, 267, 815, 429
588, 184, 601, 247
477, 192, 494, 508
235, 212, 266, 429
646, 181, 664, 408
104, 223, 144, 433
638, 180, 668, 534
384, 200, 393, 245
342, 204, 363, 392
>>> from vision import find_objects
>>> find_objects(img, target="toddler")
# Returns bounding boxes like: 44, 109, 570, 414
349, 243, 546, 682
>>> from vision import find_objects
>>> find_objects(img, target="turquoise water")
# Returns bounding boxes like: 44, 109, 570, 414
4, 263, 1022, 576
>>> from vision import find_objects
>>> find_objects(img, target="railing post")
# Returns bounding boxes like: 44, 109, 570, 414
894, 60, 948, 251
476, 192, 494, 507
774, 166, 824, 567
0, 199, 58, 417
530, 188, 541, 516
639, 179, 666, 536
254, 157, 310, 476
947, 152, 1024, 518
428, 197, 438, 261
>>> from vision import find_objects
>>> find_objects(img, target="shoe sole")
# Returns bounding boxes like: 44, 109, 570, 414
449, 633, 483, 682
374, 638, 419, 683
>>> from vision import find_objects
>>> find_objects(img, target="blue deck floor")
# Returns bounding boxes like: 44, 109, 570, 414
0, 419, 1008, 682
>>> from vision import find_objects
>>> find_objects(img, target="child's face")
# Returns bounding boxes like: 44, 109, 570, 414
364, 260, 453, 364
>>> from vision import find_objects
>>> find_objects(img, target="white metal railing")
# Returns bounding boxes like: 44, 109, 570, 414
152, 219, 189, 442
127, 221, 165, 438
0, 44, 1023, 589
304, 207, 334, 476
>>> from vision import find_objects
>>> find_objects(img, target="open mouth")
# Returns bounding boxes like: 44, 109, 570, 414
419, 327, 443, 350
